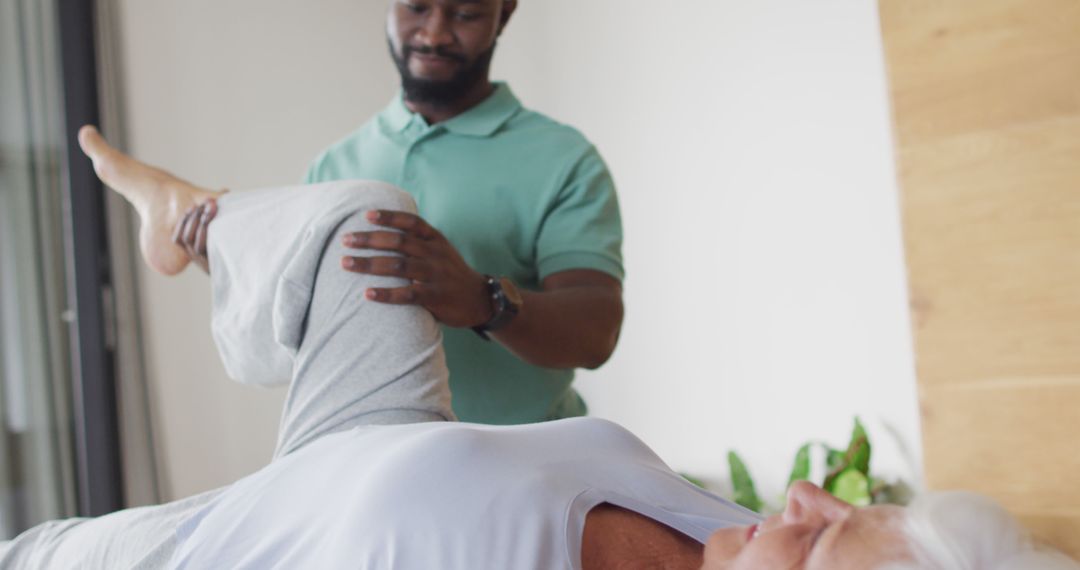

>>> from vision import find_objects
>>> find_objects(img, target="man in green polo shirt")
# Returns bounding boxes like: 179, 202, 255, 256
176, 0, 624, 425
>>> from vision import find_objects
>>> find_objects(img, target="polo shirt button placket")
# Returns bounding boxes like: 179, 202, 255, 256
403, 141, 420, 185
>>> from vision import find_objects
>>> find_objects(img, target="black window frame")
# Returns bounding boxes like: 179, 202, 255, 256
57, 0, 124, 517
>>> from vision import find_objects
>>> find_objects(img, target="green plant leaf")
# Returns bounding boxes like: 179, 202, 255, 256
825, 446, 846, 471
786, 444, 811, 488
830, 468, 872, 507
825, 418, 873, 490
728, 451, 763, 513
822, 445, 847, 491
849, 418, 871, 475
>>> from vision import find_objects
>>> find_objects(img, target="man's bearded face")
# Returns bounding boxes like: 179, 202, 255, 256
388, 36, 496, 106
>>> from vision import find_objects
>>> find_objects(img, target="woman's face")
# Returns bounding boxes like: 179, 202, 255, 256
700, 481, 910, 569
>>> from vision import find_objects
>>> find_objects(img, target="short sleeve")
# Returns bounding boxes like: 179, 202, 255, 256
535, 146, 624, 282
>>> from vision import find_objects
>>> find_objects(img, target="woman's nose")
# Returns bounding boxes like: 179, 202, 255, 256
782, 496, 825, 526
783, 481, 855, 525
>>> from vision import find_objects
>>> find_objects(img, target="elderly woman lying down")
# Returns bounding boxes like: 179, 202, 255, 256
1, 128, 1075, 570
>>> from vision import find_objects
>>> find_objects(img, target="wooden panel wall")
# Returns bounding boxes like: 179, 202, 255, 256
878, 0, 1080, 558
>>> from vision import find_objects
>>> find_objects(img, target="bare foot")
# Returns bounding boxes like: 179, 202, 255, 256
78, 125, 222, 275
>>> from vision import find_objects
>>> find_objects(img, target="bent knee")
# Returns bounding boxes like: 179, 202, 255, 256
320, 180, 417, 217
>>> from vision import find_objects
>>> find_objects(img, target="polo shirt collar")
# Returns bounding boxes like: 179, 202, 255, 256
380, 82, 521, 138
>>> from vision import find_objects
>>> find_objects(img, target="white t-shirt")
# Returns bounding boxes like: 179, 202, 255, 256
170, 418, 762, 569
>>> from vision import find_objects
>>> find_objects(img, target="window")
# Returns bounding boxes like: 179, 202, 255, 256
1, 0, 123, 537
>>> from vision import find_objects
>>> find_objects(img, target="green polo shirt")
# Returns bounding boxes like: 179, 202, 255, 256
304, 83, 623, 425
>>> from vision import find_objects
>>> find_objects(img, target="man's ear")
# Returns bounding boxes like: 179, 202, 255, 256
498, 0, 517, 35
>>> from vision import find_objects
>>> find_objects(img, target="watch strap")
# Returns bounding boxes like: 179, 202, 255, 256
472, 275, 520, 340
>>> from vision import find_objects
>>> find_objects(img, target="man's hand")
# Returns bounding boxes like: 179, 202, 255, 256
172, 198, 217, 274
341, 210, 492, 328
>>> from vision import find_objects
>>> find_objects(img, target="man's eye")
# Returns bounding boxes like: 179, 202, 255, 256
455, 11, 482, 21
403, 2, 426, 14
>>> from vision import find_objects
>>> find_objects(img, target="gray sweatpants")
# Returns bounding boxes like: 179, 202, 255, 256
0, 180, 455, 569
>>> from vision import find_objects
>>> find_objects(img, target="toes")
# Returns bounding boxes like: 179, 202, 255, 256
77, 125, 98, 152
78, 125, 110, 159
78, 125, 122, 182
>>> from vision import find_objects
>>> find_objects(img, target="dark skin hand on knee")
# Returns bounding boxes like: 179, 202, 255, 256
342, 210, 624, 370
341, 210, 491, 328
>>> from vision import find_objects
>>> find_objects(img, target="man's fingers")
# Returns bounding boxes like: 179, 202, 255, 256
204, 198, 218, 221
364, 285, 423, 305
365, 210, 440, 240
182, 203, 204, 249
341, 230, 426, 256
173, 206, 196, 245
341, 255, 430, 281
193, 200, 215, 256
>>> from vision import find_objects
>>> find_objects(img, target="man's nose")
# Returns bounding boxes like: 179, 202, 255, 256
416, 9, 454, 47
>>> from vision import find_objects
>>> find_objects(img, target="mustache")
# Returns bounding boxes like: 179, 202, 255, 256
403, 44, 466, 63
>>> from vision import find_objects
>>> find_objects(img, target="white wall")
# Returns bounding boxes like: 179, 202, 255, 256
115, 0, 920, 503
495, 0, 921, 500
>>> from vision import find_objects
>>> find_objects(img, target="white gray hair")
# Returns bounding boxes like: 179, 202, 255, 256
880, 491, 1080, 570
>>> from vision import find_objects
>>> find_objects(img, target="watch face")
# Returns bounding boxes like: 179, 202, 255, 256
498, 277, 524, 306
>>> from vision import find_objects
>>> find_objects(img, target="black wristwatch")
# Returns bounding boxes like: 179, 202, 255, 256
472, 275, 523, 340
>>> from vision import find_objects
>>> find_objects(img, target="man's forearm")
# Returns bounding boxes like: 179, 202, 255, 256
335, 219, 625, 370
491, 284, 624, 370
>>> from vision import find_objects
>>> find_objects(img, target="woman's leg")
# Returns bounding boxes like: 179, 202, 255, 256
81, 127, 454, 453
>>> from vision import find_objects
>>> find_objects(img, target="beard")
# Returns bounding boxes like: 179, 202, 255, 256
388, 36, 496, 107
